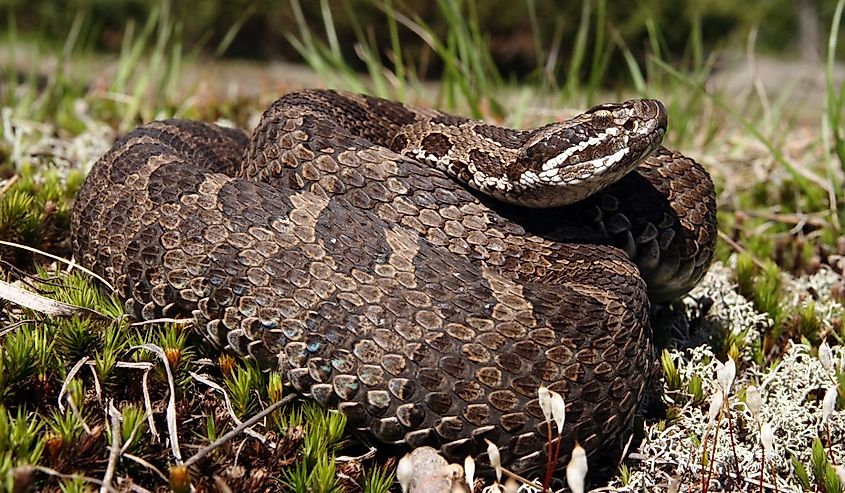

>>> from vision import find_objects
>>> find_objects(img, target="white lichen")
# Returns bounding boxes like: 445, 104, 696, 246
614, 259, 845, 492
1, 101, 114, 175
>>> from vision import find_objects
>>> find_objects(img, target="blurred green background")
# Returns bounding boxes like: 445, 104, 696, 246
1, 0, 837, 81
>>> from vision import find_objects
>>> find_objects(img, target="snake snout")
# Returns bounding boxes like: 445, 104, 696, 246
635, 99, 668, 134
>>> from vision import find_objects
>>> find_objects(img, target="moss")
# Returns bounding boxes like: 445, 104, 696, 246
793, 302, 825, 345
0, 406, 45, 489
811, 437, 843, 493
0, 189, 41, 261
224, 360, 264, 418
362, 463, 395, 493
0, 325, 41, 403
0, 267, 383, 490
0, 163, 83, 266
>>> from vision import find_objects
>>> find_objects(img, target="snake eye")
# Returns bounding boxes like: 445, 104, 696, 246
623, 120, 636, 131
591, 110, 613, 127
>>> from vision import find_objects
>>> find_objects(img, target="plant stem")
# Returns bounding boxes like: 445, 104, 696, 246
703, 409, 723, 493
551, 435, 563, 482
826, 424, 835, 464
769, 459, 779, 493
542, 420, 553, 492
727, 412, 743, 483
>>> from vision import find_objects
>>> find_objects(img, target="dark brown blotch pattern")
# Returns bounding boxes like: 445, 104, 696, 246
70, 89, 716, 475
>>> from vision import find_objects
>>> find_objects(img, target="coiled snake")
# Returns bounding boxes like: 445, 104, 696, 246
71, 90, 717, 474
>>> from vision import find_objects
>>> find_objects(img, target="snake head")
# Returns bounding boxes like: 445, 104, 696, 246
508, 99, 667, 208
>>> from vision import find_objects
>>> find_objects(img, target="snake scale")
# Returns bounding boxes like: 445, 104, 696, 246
71, 89, 717, 474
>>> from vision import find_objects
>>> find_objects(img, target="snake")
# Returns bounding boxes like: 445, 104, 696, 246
70, 89, 717, 474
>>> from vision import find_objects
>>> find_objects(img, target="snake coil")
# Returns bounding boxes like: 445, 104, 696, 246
72, 90, 717, 473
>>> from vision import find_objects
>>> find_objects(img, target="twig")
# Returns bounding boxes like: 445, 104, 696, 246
0, 318, 37, 336
125, 483, 154, 493
129, 317, 193, 327
0, 174, 19, 196
58, 357, 89, 412
0, 240, 115, 291
14, 465, 118, 493
68, 391, 93, 435
123, 453, 168, 481
717, 230, 768, 270
740, 210, 830, 229
500, 467, 543, 490
101, 402, 122, 493
336, 445, 377, 463
183, 393, 295, 468
89, 360, 103, 404
0, 279, 109, 319
189, 371, 271, 445
618, 434, 635, 468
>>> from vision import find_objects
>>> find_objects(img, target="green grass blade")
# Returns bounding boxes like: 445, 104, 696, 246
586, 0, 607, 103
611, 27, 646, 94
654, 58, 821, 212
321, 0, 342, 61
341, 0, 389, 96
826, 0, 845, 183
383, 0, 406, 99
564, 0, 592, 99
526, 0, 545, 74
215, 4, 256, 57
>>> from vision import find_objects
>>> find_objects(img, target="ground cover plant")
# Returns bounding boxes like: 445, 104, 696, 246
1, 0, 844, 491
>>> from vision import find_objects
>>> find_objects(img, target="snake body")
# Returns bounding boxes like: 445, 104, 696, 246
71, 90, 716, 473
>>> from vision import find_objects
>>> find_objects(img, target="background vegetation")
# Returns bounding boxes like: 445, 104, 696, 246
1, 0, 837, 79
1, 0, 844, 491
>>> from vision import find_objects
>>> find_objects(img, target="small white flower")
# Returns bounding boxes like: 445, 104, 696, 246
819, 340, 832, 372
716, 357, 736, 395
745, 385, 762, 420
397, 453, 414, 493
550, 390, 566, 435
485, 439, 502, 482
566, 442, 588, 493
464, 456, 475, 493
708, 389, 724, 424
760, 422, 774, 451
538, 385, 552, 422
822, 386, 838, 423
